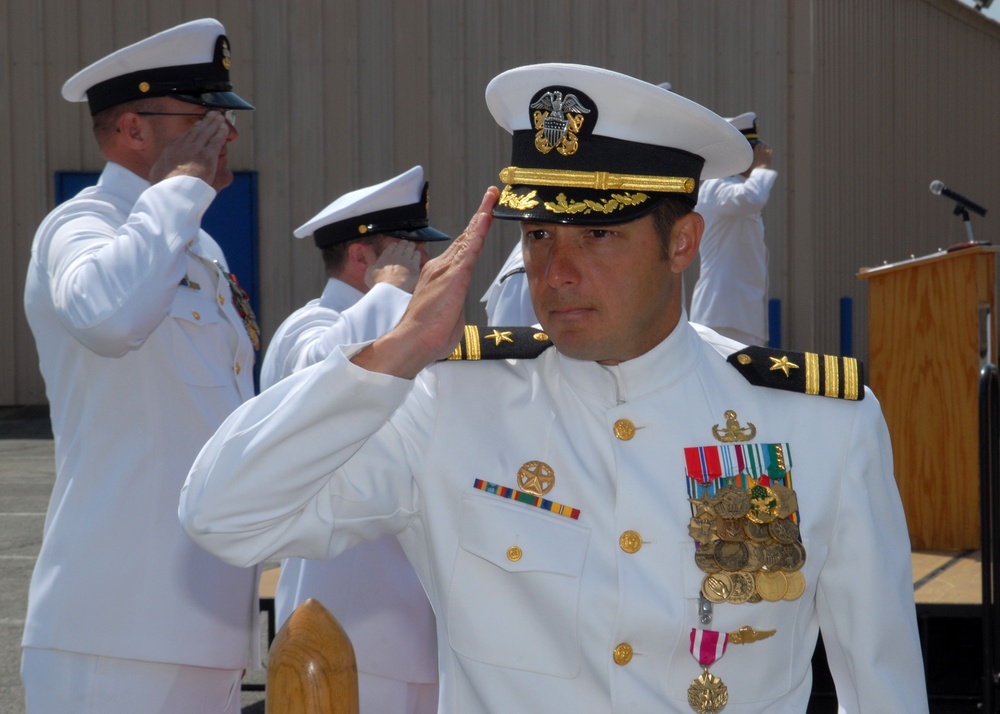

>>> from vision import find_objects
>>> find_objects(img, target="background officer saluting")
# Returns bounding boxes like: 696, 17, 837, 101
181, 63, 928, 712
263, 166, 447, 714
22, 18, 258, 714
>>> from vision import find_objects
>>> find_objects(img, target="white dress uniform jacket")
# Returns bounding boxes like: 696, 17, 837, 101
481, 243, 538, 326
260, 277, 438, 685
689, 168, 778, 345
23, 162, 258, 668
181, 319, 927, 713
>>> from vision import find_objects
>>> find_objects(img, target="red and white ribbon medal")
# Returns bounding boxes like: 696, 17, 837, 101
687, 628, 729, 713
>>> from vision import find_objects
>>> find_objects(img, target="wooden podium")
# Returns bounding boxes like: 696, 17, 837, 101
858, 245, 998, 550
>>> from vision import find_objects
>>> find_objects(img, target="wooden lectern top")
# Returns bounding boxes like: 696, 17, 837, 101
857, 242, 999, 281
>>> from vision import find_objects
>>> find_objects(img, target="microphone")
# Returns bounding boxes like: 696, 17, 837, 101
930, 180, 987, 217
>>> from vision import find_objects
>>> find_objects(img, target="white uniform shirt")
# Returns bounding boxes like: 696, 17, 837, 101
690, 168, 778, 344
481, 242, 538, 326
260, 277, 437, 683
181, 320, 927, 712
23, 162, 258, 668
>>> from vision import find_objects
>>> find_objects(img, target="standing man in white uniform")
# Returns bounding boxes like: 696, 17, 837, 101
22, 19, 259, 714
689, 112, 777, 346
181, 64, 927, 713
262, 166, 447, 714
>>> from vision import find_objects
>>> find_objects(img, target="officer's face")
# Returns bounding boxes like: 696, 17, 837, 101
521, 211, 701, 364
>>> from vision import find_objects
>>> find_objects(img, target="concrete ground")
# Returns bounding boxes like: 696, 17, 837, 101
0, 406, 267, 713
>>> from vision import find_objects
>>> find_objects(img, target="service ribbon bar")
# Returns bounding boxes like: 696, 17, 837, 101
685, 443, 793, 499
473, 478, 581, 520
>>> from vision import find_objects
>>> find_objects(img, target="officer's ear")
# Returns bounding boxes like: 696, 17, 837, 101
346, 240, 377, 269
115, 112, 148, 147
667, 211, 703, 273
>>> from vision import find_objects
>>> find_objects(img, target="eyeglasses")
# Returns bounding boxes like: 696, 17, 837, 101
136, 109, 237, 126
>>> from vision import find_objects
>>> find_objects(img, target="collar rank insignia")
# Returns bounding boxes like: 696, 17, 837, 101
728, 345, 864, 401
444, 326, 553, 361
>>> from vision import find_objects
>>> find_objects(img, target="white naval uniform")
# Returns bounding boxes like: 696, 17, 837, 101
690, 168, 778, 345
181, 319, 928, 713
259, 277, 439, 700
23, 163, 258, 673
480, 242, 538, 326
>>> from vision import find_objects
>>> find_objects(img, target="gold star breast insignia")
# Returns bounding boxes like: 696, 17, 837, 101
768, 355, 799, 377
486, 329, 514, 347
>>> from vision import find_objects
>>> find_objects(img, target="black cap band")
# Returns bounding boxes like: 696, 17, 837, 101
85, 35, 252, 114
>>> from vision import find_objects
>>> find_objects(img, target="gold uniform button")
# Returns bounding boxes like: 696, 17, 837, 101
235, 363, 242, 375
619, 530, 643, 554
613, 419, 636, 441
218, 295, 225, 306
507, 546, 522, 562
613, 642, 633, 666
192, 311, 201, 321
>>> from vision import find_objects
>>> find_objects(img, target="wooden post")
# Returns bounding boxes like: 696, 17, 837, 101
266, 598, 359, 714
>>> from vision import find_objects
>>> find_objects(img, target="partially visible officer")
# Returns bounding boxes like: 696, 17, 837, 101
181, 63, 927, 712
480, 240, 538, 326
263, 166, 447, 714
689, 112, 777, 346
22, 19, 259, 714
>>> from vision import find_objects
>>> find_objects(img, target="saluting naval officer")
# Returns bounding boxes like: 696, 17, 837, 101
262, 166, 447, 714
181, 63, 928, 712
22, 19, 259, 714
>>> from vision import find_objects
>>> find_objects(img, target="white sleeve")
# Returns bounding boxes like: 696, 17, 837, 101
261, 283, 411, 388
814, 392, 929, 712
705, 168, 777, 217
39, 176, 216, 357
180, 345, 419, 567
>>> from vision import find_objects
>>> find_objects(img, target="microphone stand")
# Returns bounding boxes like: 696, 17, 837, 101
954, 203, 976, 242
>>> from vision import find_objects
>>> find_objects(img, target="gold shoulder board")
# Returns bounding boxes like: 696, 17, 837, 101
443, 326, 553, 361
727, 345, 865, 401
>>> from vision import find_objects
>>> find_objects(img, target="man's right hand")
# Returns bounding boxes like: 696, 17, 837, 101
149, 112, 230, 186
352, 187, 500, 379
365, 241, 422, 294
752, 141, 773, 170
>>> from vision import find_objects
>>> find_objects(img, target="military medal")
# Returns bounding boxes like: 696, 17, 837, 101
688, 628, 729, 713
218, 266, 260, 351
684, 425, 807, 606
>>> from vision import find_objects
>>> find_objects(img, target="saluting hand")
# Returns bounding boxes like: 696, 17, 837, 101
365, 241, 422, 294
149, 112, 231, 187
353, 187, 500, 379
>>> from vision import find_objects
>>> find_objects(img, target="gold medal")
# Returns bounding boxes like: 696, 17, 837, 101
689, 517, 716, 544
727, 571, 757, 604
714, 540, 750, 572
783, 569, 807, 600
701, 573, 733, 604
695, 543, 722, 573
755, 570, 788, 601
715, 517, 747, 542
768, 517, 800, 544
712, 485, 750, 518
688, 667, 729, 713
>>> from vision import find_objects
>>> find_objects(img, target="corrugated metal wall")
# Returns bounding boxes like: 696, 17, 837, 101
1, 0, 998, 405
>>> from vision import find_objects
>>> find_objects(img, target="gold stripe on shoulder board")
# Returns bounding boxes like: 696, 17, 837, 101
728, 345, 864, 401
445, 326, 553, 361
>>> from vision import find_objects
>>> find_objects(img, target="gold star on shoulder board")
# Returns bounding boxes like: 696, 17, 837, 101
486, 329, 514, 346
769, 355, 799, 377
